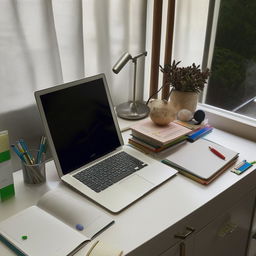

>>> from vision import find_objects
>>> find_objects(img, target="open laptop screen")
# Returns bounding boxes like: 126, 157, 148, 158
39, 77, 121, 175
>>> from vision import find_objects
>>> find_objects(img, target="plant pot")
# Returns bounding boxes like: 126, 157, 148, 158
148, 99, 176, 126
169, 90, 198, 113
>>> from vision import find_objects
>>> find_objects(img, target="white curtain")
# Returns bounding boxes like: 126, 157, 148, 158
0, 0, 147, 169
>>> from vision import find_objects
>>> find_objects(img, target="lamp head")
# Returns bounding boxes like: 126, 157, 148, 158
112, 52, 132, 74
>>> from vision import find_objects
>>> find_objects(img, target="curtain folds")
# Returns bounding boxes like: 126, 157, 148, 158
0, 0, 147, 112
0, 0, 147, 170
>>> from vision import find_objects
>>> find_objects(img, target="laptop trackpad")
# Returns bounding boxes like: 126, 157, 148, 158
119, 175, 154, 195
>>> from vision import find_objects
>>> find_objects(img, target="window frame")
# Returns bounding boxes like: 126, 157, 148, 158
200, 0, 256, 141
198, 103, 256, 142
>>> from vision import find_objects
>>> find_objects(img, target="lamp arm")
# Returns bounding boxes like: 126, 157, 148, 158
131, 51, 147, 109
132, 51, 147, 61
132, 58, 137, 105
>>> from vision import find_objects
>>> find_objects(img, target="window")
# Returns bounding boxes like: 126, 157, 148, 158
200, 0, 256, 141
144, 0, 256, 141
204, 0, 256, 120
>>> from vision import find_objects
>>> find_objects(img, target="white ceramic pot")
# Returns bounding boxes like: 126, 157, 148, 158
169, 90, 198, 113
148, 99, 176, 126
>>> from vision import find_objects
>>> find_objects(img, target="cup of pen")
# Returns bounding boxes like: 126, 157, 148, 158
21, 150, 46, 185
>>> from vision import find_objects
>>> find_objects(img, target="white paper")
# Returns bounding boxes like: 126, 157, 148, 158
165, 138, 239, 179
0, 206, 86, 256
37, 187, 113, 238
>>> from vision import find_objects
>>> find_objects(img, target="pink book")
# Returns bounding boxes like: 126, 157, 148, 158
131, 118, 191, 146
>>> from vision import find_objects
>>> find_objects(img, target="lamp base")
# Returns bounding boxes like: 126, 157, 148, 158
116, 101, 150, 120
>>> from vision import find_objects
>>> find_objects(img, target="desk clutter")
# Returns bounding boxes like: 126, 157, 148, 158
0, 188, 114, 256
0, 130, 15, 201
128, 118, 249, 185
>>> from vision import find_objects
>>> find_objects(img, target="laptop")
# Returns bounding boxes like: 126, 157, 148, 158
35, 74, 177, 213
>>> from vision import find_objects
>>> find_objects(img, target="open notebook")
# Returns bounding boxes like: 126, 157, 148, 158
0, 187, 113, 256
162, 138, 239, 185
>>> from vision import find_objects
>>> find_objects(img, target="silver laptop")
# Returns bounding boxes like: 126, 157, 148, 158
35, 74, 177, 213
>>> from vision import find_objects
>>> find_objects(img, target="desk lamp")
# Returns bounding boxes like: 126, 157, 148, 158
112, 51, 149, 120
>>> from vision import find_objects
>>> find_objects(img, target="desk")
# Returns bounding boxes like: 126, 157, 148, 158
1, 128, 256, 256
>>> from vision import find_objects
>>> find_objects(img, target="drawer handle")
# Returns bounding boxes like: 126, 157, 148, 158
175, 226, 195, 239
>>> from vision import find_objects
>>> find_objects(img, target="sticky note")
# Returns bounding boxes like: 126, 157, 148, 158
0, 131, 15, 201
0, 131, 10, 163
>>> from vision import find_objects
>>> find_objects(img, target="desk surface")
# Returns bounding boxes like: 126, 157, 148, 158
1, 128, 256, 255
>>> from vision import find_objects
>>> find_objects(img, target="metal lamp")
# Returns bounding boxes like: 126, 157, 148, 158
112, 51, 149, 120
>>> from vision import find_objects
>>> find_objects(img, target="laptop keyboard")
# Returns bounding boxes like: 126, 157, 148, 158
73, 151, 148, 193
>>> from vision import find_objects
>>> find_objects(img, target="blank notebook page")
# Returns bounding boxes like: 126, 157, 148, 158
165, 138, 239, 180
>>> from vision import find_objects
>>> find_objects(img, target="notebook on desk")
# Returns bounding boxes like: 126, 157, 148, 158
35, 73, 177, 213
162, 138, 239, 185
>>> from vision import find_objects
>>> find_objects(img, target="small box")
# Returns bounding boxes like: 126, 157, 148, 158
0, 131, 15, 201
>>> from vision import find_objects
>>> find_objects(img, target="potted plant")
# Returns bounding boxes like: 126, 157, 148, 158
147, 61, 210, 126
160, 60, 210, 112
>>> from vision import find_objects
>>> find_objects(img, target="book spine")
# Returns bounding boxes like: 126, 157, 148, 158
187, 126, 213, 142
0, 130, 15, 201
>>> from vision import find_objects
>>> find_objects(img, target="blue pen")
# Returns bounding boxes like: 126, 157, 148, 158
36, 136, 46, 164
17, 140, 33, 164
19, 139, 34, 162
11, 144, 26, 163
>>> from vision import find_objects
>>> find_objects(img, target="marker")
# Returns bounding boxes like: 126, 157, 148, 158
209, 146, 226, 160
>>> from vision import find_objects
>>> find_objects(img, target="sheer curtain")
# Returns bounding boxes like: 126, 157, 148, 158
0, 0, 147, 170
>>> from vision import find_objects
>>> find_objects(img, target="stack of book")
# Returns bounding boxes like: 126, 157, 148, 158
129, 118, 192, 154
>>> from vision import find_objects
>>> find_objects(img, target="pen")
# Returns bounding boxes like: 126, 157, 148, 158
19, 139, 34, 163
16, 140, 34, 164
209, 146, 226, 160
36, 136, 46, 164
11, 144, 26, 163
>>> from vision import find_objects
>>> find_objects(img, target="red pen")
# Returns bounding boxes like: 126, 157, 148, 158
209, 146, 226, 160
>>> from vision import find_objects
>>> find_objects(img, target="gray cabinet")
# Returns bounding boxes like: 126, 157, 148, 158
194, 190, 255, 256
159, 189, 256, 256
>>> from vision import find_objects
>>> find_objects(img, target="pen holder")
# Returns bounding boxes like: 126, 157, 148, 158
21, 150, 46, 185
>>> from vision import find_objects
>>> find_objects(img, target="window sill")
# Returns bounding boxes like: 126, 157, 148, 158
117, 104, 256, 142
198, 103, 256, 142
